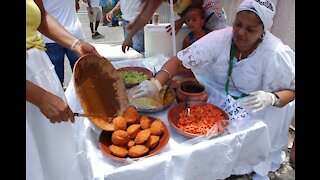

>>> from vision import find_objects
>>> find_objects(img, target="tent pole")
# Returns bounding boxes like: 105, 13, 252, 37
169, 0, 176, 56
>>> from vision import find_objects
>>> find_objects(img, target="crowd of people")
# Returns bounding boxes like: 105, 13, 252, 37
26, 0, 295, 179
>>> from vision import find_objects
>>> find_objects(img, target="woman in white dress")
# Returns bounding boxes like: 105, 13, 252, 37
26, 0, 101, 179
131, 0, 295, 179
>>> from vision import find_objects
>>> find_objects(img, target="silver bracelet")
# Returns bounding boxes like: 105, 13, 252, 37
70, 39, 80, 50
159, 68, 172, 79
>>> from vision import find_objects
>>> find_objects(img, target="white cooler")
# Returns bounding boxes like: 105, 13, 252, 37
144, 23, 190, 58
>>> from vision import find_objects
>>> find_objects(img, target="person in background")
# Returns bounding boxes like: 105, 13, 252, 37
26, 0, 101, 179
130, 0, 295, 179
100, 0, 111, 26
182, 6, 210, 49
85, 0, 105, 39
121, 0, 227, 53
106, 0, 147, 54
41, 0, 86, 87
179, 6, 210, 76
166, 0, 227, 35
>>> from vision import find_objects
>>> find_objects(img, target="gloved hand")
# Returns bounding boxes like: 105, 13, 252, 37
131, 78, 162, 99
243, 91, 275, 113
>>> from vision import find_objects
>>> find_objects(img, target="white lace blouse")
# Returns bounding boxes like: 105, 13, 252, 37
177, 27, 295, 99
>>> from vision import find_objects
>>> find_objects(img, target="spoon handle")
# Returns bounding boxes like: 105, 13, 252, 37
186, 97, 190, 116
74, 113, 103, 117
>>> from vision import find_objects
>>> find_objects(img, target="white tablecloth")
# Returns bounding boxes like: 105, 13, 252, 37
65, 58, 271, 180
91, 43, 143, 61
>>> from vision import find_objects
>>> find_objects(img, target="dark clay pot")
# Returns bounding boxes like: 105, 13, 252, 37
176, 78, 208, 103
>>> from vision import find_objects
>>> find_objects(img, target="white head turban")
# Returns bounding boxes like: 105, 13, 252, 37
237, 0, 276, 31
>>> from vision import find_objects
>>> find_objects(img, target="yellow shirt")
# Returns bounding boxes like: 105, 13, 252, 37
166, 0, 193, 15
26, 0, 45, 50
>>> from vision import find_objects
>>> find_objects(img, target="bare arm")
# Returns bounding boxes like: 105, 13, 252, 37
182, 36, 191, 49
35, 0, 80, 51
122, 0, 163, 52
106, 1, 120, 22
154, 56, 184, 86
34, 0, 101, 58
156, 57, 295, 109
26, 80, 75, 123
273, 89, 295, 108
165, 17, 185, 35
134, 0, 149, 21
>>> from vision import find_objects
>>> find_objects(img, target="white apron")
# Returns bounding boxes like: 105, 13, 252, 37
26, 48, 83, 180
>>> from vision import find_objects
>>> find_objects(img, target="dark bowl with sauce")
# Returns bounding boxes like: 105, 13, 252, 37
176, 78, 208, 103
117, 66, 153, 88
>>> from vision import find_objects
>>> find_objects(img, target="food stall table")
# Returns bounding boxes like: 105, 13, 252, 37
65, 58, 271, 180
91, 43, 143, 61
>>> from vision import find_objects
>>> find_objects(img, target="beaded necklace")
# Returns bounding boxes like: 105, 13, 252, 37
225, 41, 249, 99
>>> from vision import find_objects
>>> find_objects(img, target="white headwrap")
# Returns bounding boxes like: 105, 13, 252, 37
237, 0, 276, 31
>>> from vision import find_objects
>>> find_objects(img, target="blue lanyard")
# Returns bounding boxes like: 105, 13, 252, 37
225, 41, 249, 100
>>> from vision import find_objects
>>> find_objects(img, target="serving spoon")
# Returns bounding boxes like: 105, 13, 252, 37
186, 96, 191, 117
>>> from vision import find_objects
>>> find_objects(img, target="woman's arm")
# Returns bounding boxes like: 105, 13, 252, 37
35, 0, 78, 50
272, 89, 295, 108
154, 56, 184, 86
130, 56, 184, 98
26, 80, 75, 123
34, 0, 101, 58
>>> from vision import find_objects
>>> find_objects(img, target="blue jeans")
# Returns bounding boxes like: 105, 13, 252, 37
45, 43, 79, 84
122, 19, 144, 53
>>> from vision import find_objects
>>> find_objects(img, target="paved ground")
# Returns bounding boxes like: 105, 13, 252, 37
64, 2, 295, 179
63, 2, 124, 87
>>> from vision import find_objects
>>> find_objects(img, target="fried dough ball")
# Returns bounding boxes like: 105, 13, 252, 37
122, 106, 140, 124
150, 119, 164, 136
140, 116, 152, 130
128, 145, 149, 158
126, 124, 141, 138
109, 145, 128, 158
111, 130, 131, 146
144, 135, 160, 149
134, 129, 151, 144
112, 116, 127, 130
127, 140, 135, 149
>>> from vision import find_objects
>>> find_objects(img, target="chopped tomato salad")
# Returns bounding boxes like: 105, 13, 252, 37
177, 104, 227, 135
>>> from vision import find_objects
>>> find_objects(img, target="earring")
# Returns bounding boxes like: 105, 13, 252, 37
260, 32, 265, 40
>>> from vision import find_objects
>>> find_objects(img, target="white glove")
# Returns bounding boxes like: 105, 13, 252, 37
243, 91, 276, 113
131, 78, 162, 99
